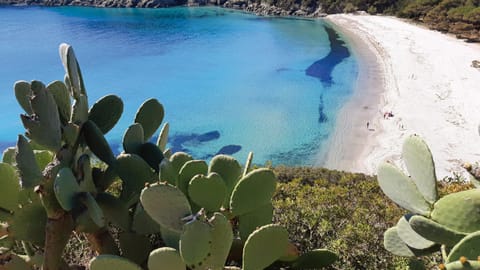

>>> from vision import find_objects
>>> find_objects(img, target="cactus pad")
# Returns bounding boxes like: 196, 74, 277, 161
383, 227, 415, 257
157, 122, 169, 151
409, 215, 467, 247
291, 249, 338, 269
134, 98, 164, 141
402, 135, 438, 203
81, 193, 105, 228
2, 147, 16, 165
396, 215, 435, 250
377, 162, 431, 215
63, 123, 80, 147
75, 210, 102, 233
88, 95, 123, 134
443, 260, 480, 270
59, 43, 86, 97
89, 255, 143, 270
177, 160, 208, 196
159, 159, 178, 185
239, 202, 273, 241
47, 80, 71, 124
243, 224, 288, 270
0, 163, 20, 212
16, 135, 42, 189
148, 247, 186, 270
132, 204, 161, 235
170, 152, 193, 174
160, 225, 181, 250
96, 193, 131, 231
243, 151, 254, 176
82, 120, 115, 166
119, 232, 152, 265
116, 153, 157, 207
140, 183, 192, 233
54, 167, 81, 211
138, 142, 164, 172
34, 150, 53, 171
179, 219, 212, 268
446, 231, 480, 263
163, 148, 172, 159
123, 123, 144, 154
77, 155, 96, 194
14, 80, 33, 115
188, 173, 227, 212
92, 166, 117, 192
204, 212, 233, 269
21, 80, 62, 151
278, 242, 300, 262
72, 95, 89, 124
208, 155, 242, 206
230, 168, 276, 216
10, 202, 47, 245
431, 189, 480, 233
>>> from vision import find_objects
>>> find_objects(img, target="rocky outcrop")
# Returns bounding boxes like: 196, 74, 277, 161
223, 2, 325, 17
0, 0, 326, 16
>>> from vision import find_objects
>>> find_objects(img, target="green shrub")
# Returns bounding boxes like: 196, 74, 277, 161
272, 167, 408, 269
272, 166, 471, 269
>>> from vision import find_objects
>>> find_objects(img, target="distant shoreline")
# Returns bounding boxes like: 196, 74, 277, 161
324, 14, 480, 179
319, 15, 384, 174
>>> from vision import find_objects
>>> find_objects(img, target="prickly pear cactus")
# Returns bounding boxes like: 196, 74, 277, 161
242, 224, 289, 270
0, 43, 169, 270
377, 134, 480, 268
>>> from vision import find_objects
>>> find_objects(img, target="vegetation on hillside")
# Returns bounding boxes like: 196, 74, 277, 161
273, 166, 473, 269
244, 0, 480, 41
55, 166, 472, 269
397, 0, 480, 41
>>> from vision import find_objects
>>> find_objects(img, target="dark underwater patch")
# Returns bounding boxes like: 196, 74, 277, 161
306, 25, 351, 123
306, 25, 350, 84
215, 144, 241, 155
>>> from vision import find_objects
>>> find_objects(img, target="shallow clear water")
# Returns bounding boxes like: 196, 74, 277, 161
0, 6, 357, 165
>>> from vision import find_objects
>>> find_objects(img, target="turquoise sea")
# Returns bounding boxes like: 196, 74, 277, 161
0, 6, 357, 165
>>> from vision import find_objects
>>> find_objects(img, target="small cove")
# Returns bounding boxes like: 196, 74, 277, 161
0, 6, 358, 165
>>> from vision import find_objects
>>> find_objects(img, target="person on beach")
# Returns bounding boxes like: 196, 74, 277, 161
383, 111, 394, 119
367, 121, 370, 129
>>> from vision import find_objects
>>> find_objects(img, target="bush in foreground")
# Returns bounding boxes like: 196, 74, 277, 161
272, 166, 471, 269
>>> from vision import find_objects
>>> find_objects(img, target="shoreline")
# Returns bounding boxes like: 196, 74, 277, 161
319, 15, 385, 174
324, 14, 480, 179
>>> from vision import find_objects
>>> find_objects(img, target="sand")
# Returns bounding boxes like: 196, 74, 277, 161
321, 14, 480, 179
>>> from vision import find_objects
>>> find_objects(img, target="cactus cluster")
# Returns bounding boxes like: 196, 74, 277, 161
377, 134, 480, 269
0, 43, 337, 270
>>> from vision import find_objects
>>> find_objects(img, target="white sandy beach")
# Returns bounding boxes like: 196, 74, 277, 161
322, 14, 480, 179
